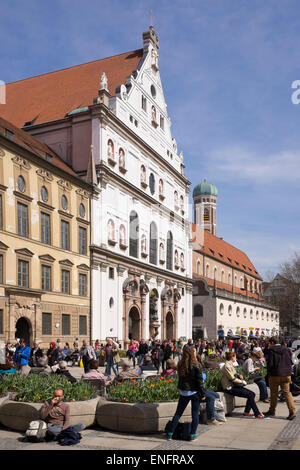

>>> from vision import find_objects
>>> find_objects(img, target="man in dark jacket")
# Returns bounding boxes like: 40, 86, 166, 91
265, 336, 296, 420
162, 340, 172, 371
137, 339, 149, 366
152, 344, 164, 373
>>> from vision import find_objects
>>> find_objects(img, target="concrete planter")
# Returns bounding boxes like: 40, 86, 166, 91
96, 397, 191, 434
0, 397, 100, 432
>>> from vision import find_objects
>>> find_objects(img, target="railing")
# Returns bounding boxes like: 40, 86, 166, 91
213, 286, 279, 311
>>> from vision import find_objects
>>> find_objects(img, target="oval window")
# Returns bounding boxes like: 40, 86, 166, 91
79, 203, 85, 218
17, 175, 26, 193
61, 195, 68, 210
40, 186, 48, 203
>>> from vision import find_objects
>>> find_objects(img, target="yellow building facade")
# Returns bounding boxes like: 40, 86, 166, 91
0, 118, 91, 348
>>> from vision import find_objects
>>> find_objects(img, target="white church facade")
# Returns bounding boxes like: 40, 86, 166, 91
90, 27, 193, 345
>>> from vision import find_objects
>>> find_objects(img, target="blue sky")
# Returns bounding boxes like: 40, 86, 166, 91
1, 0, 300, 278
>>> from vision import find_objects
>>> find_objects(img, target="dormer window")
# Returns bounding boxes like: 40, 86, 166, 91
5, 129, 14, 141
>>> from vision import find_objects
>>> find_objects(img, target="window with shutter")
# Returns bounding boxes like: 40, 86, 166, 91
62, 314, 70, 335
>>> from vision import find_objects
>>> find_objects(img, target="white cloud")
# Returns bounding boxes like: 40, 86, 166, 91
207, 146, 300, 184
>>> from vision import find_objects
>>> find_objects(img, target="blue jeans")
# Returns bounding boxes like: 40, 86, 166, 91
138, 354, 145, 366
47, 423, 86, 437
255, 379, 268, 400
205, 390, 220, 421
105, 356, 118, 378
169, 393, 201, 436
225, 386, 260, 416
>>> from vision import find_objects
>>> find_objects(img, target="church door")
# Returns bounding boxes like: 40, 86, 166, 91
128, 307, 141, 341
15, 317, 32, 346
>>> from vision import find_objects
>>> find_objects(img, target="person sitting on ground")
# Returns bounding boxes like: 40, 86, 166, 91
55, 361, 77, 383
40, 388, 85, 439
47, 342, 60, 367
161, 359, 177, 378
61, 343, 71, 359
82, 359, 106, 381
0, 360, 16, 374
30, 342, 44, 367
138, 354, 157, 377
36, 356, 53, 376
204, 353, 219, 370
114, 358, 139, 382
221, 351, 265, 419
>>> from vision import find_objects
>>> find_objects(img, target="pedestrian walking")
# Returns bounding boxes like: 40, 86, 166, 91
80, 340, 97, 374
264, 336, 296, 420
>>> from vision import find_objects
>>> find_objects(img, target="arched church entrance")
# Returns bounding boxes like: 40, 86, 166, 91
15, 317, 32, 346
166, 311, 174, 340
128, 306, 141, 341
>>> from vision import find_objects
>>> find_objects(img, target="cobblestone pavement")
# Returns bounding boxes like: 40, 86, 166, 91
0, 366, 299, 451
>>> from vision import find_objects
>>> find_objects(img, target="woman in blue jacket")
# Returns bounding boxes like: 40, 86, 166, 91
13, 338, 31, 374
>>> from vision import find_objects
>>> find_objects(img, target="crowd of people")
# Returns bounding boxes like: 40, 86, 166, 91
0, 334, 298, 442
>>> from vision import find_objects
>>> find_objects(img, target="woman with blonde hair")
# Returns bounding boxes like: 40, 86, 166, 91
166, 346, 205, 441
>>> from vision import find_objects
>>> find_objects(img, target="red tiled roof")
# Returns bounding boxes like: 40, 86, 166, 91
191, 223, 262, 280
0, 116, 76, 176
1, 49, 143, 127
193, 274, 260, 300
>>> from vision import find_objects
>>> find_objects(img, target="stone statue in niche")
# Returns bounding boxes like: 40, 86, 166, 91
107, 140, 114, 160
119, 225, 126, 245
119, 148, 125, 168
141, 165, 146, 184
151, 105, 157, 124
159, 242, 164, 261
174, 191, 178, 208
100, 72, 108, 91
151, 48, 159, 70
174, 250, 179, 266
159, 179, 164, 196
141, 234, 147, 254
180, 253, 184, 269
108, 219, 115, 241
150, 293, 158, 322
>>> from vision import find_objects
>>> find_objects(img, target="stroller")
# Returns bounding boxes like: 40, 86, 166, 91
279, 363, 300, 402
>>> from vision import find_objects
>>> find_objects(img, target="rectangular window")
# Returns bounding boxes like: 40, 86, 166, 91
42, 312, 52, 335
18, 259, 29, 287
62, 314, 70, 335
61, 220, 70, 251
0, 254, 2, 284
17, 202, 28, 237
41, 212, 51, 244
79, 315, 87, 335
78, 226, 87, 255
61, 269, 70, 294
142, 95, 147, 112
160, 116, 164, 130
42, 264, 51, 291
109, 267, 114, 279
79, 273, 87, 297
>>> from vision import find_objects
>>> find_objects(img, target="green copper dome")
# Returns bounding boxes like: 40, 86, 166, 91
193, 180, 218, 198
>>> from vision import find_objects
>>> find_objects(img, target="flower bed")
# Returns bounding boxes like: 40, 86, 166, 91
0, 374, 97, 403
107, 376, 179, 403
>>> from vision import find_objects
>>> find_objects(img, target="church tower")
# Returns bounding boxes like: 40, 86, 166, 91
193, 179, 218, 235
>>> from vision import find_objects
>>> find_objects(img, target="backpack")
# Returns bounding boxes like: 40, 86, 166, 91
165, 421, 192, 441
25, 420, 47, 442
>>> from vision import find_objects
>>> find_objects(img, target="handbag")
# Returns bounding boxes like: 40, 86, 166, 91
214, 399, 226, 422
